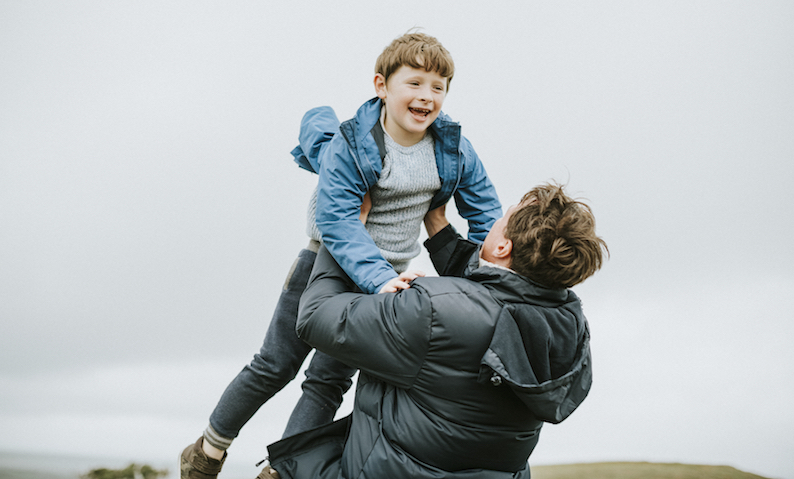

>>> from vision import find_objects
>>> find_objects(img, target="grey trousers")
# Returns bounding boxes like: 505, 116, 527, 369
205, 245, 357, 448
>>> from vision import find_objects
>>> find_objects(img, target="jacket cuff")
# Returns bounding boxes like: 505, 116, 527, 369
424, 225, 479, 277
370, 269, 400, 294
424, 224, 460, 255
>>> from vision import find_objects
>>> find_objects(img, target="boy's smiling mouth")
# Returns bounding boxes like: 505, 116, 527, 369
409, 107, 431, 117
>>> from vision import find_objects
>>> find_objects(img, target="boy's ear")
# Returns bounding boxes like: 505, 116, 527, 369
374, 73, 387, 99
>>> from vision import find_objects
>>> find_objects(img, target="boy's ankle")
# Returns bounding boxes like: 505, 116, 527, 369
201, 439, 226, 461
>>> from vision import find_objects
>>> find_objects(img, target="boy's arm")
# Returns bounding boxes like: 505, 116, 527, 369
291, 106, 399, 293
315, 137, 399, 294
290, 107, 342, 174
297, 246, 429, 388
452, 137, 503, 243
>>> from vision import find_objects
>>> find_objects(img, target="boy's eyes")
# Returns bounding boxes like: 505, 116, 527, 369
407, 81, 446, 92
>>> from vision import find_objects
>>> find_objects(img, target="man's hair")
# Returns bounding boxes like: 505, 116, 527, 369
506, 183, 608, 289
375, 32, 455, 88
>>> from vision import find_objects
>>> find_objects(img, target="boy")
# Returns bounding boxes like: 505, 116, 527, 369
180, 32, 502, 479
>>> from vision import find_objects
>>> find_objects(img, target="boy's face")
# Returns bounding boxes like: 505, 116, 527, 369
374, 65, 448, 147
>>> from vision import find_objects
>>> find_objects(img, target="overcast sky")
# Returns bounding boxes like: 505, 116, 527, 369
1, 2, 793, 479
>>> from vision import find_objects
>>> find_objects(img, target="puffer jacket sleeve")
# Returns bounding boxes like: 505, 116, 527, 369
423, 224, 479, 277
452, 136, 502, 243
297, 245, 430, 388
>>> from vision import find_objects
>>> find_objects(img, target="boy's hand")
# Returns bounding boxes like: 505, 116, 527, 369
424, 203, 449, 238
359, 192, 372, 224
378, 270, 426, 293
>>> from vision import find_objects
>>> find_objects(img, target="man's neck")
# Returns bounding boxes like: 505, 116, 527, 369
479, 257, 514, 273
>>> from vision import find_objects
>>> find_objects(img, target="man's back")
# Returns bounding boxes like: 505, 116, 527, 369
347, 274, 542, 474
293, 246, 591, 478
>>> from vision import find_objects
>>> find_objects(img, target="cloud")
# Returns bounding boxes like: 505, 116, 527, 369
1, 2, 793, 478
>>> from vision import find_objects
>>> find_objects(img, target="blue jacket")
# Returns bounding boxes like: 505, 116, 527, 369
266, 226, 593, 478
291, 97, 502, 293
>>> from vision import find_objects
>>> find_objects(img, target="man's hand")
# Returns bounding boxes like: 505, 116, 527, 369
378, 270, 426, 293
424, 203, 449, 238
360, 192, 372, 224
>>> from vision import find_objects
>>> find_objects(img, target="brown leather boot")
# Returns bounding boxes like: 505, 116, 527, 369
256, 464, 281, 479
180, 436, 227, 479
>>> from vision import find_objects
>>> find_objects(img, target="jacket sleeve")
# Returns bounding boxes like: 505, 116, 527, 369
290, 107, 342, 174
297, 246, 430, 389
453, 137, 503, 243
291, 105, 398, 293
423, 224, 479, 277
315, 135, 398, 294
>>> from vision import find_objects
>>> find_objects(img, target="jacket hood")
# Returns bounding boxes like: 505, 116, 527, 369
468, 261, 593, 424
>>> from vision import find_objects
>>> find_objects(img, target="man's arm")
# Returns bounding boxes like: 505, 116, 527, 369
424, 220, 480, 278
297, 246, 430, 388
423, 203, 449, 239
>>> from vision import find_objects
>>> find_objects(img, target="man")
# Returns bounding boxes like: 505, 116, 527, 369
260, 182, 608, 479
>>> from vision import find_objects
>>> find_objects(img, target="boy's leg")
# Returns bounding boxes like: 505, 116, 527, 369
281, 350, 357, 438
205, 246, 318, 448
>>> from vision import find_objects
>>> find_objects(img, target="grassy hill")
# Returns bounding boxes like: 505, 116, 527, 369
0, 462, 775, 479
0, 469, 72, 479
531, 462, 772, 479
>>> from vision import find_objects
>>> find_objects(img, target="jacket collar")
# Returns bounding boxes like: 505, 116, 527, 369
340, 98, 462, 195
466, 252, 570, 307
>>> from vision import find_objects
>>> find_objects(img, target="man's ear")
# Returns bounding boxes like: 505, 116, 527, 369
374, 73, 387, 99
494, 238, 513, 260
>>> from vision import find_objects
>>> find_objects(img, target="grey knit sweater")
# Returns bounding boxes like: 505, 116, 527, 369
306, 132, 440, 274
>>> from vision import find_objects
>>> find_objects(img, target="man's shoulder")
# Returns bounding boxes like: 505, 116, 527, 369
410, 275, 491, 299
406, 276, 502, 342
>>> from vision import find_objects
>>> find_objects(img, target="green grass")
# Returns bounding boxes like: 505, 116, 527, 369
530, 462, 772, 479
0, 462, 774, 479
0, 470, 72, 479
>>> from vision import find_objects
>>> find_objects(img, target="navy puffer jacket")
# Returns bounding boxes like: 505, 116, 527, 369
269, 226, 592, 478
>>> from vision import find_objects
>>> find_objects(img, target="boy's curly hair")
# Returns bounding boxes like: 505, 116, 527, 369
506, 183, 608, 289
375, 32, 455, 88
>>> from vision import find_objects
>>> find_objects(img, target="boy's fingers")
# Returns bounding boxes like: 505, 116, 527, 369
378, 270, 426, 293
379, 280, 411, 293
392, 280, 414, 291
378, 277, 401, 294
398, 270, 425, 282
